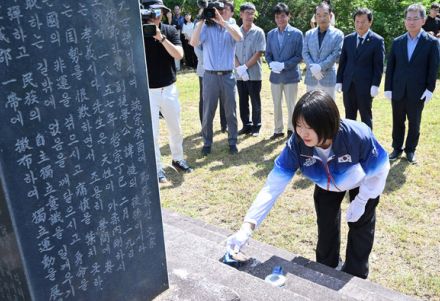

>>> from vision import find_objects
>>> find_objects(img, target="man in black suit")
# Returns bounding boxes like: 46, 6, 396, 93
385, 3, 440, 164
336, 8, 384, 129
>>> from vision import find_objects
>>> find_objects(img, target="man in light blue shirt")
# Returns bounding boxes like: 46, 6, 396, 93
191, 1, 243, 155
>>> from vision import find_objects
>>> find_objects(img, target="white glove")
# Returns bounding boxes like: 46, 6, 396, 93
310, 63, 321, 75
241, 72, 249, 81
276, 62, 285, 72
236, 64, 248, 77
370, 86, 379, 97
313, 71, 324, 80
226, 224, 253, 254
335, 83, 342, 93
346, 196, 368, 222
420, 89, 433, 104
384, 91, 392, 101
269, 61, 279, 70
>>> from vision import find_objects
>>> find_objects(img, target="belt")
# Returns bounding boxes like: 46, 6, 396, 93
205, 70, 232, 75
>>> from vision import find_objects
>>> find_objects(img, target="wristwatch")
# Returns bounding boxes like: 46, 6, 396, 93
160, 36, 166, 43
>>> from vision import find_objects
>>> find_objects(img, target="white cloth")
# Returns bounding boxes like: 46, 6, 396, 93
182, 22, 195, 40
271, 83, 298, 133
149, 83, 184, 173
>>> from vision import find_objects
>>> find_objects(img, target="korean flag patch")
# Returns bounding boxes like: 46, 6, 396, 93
338, 154, 352, 163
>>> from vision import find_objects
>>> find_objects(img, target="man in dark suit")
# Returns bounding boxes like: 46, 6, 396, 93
385, 3, 440, 164
336, 8, 384, 129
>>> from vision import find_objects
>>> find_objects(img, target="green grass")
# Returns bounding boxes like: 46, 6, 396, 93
158, 64, 440, 300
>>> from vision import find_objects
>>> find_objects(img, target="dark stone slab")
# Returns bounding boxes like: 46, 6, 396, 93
0, 1, 168, 300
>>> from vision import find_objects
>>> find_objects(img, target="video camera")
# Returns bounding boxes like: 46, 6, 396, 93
197, 0, 224, 25
140, 7, 161, 37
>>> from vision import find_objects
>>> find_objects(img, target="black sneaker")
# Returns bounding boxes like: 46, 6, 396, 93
221, 126, 228, 133
251, 131, 260, 137
238, 127, 252, 135
201, 146, 211, 156
270, 132, 285, 140
287, 130, 293, 138
229, 145, 238, 154
406, 152, 417, 164
389, 149, 403, 161
172, 160, 193, 173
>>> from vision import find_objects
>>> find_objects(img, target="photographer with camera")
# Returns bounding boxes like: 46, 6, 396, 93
191, 0, 243, 156
141, 0, 193, 183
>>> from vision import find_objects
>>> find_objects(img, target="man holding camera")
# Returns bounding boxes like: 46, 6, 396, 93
191, 0, 243, 155
141, 0, 193, 183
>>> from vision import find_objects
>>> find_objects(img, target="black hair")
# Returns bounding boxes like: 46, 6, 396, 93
240, 2, 256, 12
222, 0, 234, 12
431, 3, 440, 10
353, 8, 372, 22
183, 12, 193, 24
273, 3, 290, 16
292, 90, 340, 144
316, 2, 332, 15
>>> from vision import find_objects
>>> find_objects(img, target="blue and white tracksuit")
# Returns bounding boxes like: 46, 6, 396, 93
243, 119, 389, 279
244, 119, 390, 227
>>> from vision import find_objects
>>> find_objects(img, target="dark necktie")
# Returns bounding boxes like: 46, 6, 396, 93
357, 37, 364, 49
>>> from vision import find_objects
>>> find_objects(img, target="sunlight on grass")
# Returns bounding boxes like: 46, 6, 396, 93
158, 64, 440, 300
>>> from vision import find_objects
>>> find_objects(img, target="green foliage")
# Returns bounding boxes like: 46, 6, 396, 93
161, 0, 435, 54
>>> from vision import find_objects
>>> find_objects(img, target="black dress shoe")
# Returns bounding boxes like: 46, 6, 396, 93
287, 130, 293, 138
238, 127, 252, 135
406, 152, 417, 164
201, 146, 211, 156
389, 149, 403, 161
270, 132, 285, 140
229, 145, 238, 154
172, 160, 193, 173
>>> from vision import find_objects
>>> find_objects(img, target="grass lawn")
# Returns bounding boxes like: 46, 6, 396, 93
157, 64, 440, 300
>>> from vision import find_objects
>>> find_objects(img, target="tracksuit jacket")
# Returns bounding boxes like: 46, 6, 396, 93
244, 119, 390, 227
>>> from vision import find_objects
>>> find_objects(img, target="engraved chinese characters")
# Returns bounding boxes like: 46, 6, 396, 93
0, 1, 168, 300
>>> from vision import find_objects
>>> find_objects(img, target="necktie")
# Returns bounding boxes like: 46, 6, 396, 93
357, 37, 364, 49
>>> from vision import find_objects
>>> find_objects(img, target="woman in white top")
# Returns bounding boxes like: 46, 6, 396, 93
181, 13, 197, 68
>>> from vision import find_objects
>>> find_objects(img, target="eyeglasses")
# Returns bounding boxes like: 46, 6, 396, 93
405, 17, 422, 22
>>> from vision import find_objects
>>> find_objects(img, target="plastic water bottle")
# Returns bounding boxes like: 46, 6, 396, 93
264, 266, 286, 287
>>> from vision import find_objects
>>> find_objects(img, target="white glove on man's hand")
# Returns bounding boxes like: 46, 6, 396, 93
346, 196, 368, 223
241, 72, 249, 81
370, 85, 379, 97
313, 71, 324, 80
236, 64, 248, 77
226, 224, 253, 254
420, 89, 433, 104
384, 91, 392, 101
310, 63, 321, 75
335, 83, 342, 93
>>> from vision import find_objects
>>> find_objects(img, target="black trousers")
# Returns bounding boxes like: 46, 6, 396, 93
313, 185, 379, 279
237, 80, 262, 132
343, 83, 373, 129
198, 76, 227, 130
391, 94, 425, 153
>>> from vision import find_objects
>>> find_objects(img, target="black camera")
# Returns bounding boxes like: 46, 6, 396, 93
197, 0, 224, 24
142, 24, 157, 37
140, 7, 161, 37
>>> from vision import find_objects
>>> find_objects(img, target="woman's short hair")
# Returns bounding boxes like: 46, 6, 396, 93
292, 90, 340, 144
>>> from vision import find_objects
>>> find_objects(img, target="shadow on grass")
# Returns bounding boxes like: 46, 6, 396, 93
384, 159, 410, 194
